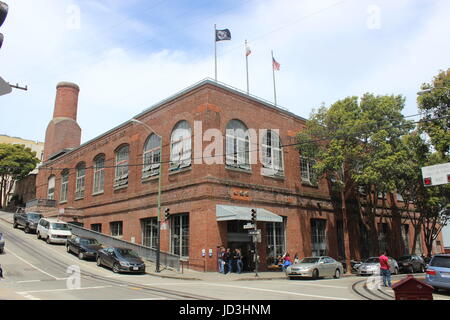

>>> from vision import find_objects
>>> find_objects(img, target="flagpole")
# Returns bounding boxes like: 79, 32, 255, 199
214, 24, 217, 81
245, 40, 249, 94
272, 50, 277, 106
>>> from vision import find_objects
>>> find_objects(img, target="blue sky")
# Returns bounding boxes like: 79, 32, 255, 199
1, 0, 449, 143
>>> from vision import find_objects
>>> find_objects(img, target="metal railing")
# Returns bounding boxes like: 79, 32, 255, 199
68, 223, 181, 271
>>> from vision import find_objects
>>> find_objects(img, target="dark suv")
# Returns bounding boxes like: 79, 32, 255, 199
397, 255, 426, 273
13, 212, 43, 233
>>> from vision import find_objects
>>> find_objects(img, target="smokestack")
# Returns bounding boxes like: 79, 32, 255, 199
43, 81, 82, 162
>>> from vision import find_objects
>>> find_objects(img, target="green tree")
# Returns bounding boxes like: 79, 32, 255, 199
0, 143, 40, 208
417, 68, 450, 157
297, 93, 413, 258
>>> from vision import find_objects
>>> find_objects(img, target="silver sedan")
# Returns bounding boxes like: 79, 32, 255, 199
357, 257, 399, 276
286, 256, 344, 280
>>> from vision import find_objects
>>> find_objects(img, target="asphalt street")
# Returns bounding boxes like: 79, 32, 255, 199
1, 218, 449, 301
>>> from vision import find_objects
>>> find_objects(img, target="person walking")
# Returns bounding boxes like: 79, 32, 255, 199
282, 253, 292, 271
379, 250, 392, 287
235, 248, 243, 274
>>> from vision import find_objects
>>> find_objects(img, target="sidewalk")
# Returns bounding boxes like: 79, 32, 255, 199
0, 210, 354, 282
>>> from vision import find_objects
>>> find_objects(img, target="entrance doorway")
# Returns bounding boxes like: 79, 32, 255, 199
226, 220, 253, 272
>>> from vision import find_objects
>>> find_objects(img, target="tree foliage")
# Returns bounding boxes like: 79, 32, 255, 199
0, 143, 40, 208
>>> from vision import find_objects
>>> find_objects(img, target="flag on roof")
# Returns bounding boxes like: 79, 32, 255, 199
215, 29, 231, 41
272, 57, 280, 71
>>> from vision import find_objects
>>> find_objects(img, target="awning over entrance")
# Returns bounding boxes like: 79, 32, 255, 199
216, 205, 283, 223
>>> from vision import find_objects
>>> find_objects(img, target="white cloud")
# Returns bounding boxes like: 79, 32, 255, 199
1, 0, 448, 143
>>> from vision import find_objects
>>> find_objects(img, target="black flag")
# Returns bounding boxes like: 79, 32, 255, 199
215, 29, 231, 41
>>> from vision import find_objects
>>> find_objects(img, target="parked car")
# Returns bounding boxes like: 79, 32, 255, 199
397, 255, 426, 273
285, 256, 344, 280
0, 232, 4, 253
13, 212, 43, 233
36, 218, 72, 244
66, 236, 103, 260
96, 247, 146, 274
425, 254, 450, 291
358, 257, 399, 276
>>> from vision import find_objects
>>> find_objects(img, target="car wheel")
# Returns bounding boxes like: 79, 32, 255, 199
66, 245, 71, 253
24, 225, 30, 233
78, 252, 84, 260
46, 237, 51, 244
334, 269, 341, 279
13, 222, 18, 229
37, 232, 41, 239
96, 257, 102, 267
312, 269, 319, 280
113, 263, 120, 274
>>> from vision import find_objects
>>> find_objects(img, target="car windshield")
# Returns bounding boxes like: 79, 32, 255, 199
80, 238, 99, 246
430, 256, 450, 268
299, 258, 320, 264
399, 256, 412, 261
115, 248, 139, 259
27, 213, 42, 221
51, 223, 69, 230
365, 258, 380, 263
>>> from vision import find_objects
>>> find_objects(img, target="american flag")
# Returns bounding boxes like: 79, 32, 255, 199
246, 44, 251, 57
272, 57, 280, 71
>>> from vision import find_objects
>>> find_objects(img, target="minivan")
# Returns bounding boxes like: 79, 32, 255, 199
37, 218, 72, 244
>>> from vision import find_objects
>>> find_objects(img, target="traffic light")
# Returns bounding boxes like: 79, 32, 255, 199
251, 209, 256, 223
164, 208, 170, 220
0, 1, 8, 50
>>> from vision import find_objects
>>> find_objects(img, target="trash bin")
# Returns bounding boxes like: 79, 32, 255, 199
392, 275, 434, 300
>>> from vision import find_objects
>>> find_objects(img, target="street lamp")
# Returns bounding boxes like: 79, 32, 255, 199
130, 118, 163, 273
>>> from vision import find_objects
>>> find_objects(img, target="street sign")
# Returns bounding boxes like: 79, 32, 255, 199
243, 223, 255, 229
248, 229, 261, 235
421, 162, 450, 187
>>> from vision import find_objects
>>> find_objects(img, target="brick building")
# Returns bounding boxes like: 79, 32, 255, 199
34, 79, 444, 272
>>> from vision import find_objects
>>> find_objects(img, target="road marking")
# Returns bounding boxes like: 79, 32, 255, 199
17, 285, 113, 294
201, 283, 351, 300
4, 248, 62, 280
17, 280, 42, 284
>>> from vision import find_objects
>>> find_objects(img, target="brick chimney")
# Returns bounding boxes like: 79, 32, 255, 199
43, 82, 82, 162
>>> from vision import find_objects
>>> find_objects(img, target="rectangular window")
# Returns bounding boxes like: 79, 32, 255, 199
170, 214, 189, 257
141, 218, 158, 249
114, 147, 129, 187
59, 173, 69, 202
93, 157, 105, 194
142, 149, 161, 179
110, 221, 123, 238
48, 176, 55, 200
311, 219, 327, 256
91, 223, 102, 233
75, 166, 85, 199
267, 220, 285, 265
300, 156, 317, 185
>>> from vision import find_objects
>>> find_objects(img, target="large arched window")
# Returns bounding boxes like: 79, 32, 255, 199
261, 129, 284, 176
114, 145, 129, 187
143, 134, 161, 178
75, 162, 86, 199
93, 154, 105, 194
225, 119, 250, 170
170, 120, 192, 171
47, 175, 55, 200
60, 169, 69, 202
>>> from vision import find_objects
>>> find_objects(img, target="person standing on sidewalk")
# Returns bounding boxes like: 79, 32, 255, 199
218, 247, 226, 274
225, 248, 233, 274
379, 250, 391, 287
235, 248, 243, 274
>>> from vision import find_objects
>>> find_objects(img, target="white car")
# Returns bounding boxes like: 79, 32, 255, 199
37, 218, 72, 244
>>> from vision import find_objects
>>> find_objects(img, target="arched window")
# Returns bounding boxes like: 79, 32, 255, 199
261, 129, 284, 176
114, 145, 129, 187
300, 156, 317, 185
75, 162, 86, 199
93, 154, 105, 194
47, 175, 55, 200
60, 169, 69, 202
170, 120, 192, 171
225, 119, 250, 170
143, 134, 161, 178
